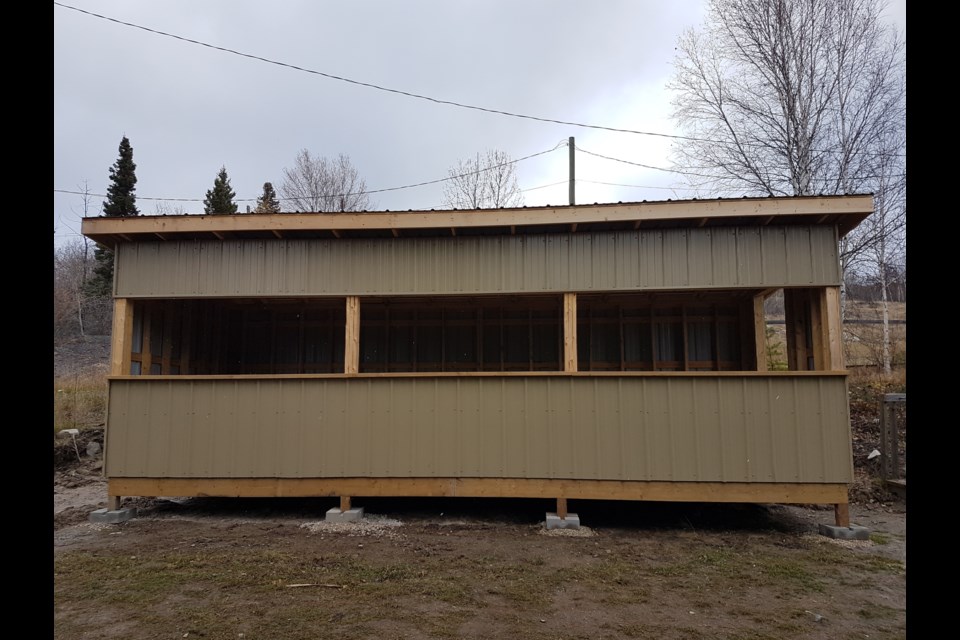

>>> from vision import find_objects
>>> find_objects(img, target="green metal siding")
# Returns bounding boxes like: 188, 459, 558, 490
114, 227, 841, 298
105, 374, 853, 483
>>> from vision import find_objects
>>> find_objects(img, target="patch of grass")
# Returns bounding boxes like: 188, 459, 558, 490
54, 370, 108, 433
857, 603, 900, 620
869, 532, 891, 545
753, 557, 825, 593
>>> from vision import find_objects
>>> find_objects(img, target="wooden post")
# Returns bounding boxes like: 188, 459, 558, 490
879, 394, 906, 481
344, 296, 360, 374
340, 496, 351, 512
753, 294, 768, 372
563, 293, 578, 372
110, 299, 134, 376
824, 286, 844, 370
834, 503, 850, 528
557, 497, 568, 520
809, 290, 825, 371
108, 495, 121, 511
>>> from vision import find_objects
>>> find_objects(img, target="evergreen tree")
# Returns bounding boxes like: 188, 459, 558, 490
85, 136, 139, 298
204, 166, 238, 214
253, 181, 282, 213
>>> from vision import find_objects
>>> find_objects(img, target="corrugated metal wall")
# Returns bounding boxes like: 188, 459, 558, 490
115, 227, 840, 297
106, 374, 852, 483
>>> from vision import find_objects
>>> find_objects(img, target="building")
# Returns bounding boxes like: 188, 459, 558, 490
82, 194, 872, 526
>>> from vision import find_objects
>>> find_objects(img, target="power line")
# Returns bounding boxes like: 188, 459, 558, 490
578, 179, 703, 192
55, 3, 906, 159
54, 2, 706, 143
54, 143, 565, 205
574, 145, 724, 180
575, 144, 907, 182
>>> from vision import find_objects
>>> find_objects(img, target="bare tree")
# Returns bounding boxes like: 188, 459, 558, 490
153, 201, 188, 215
441, 149, 524, 209
54, 239, 113, 342
669, 0, 904, 196
668, 0, 905, 322
280, 150, 371, 212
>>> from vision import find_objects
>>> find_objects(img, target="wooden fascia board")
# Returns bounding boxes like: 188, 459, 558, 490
80, 196, 874, 240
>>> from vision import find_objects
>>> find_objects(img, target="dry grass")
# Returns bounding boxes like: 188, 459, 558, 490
53, 369, 108, 434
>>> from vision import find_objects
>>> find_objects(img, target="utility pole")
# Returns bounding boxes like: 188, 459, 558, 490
568, 137, 575, 205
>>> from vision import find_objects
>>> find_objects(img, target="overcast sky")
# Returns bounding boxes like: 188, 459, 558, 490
53, 0, 906, 247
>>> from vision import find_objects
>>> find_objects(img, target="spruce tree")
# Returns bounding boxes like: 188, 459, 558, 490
85, 136, 139, 298
253, 182, 282, 213
204, 166, 238, 214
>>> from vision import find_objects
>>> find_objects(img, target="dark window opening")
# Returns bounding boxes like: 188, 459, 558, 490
360, 296, 561, 373
577, 293, 748, 371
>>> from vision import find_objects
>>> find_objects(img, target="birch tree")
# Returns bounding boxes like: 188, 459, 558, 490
442, 149, 524, 209
668, 0, 905, 366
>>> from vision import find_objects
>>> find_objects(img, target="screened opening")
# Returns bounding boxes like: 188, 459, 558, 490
577, 292, 752, 371
359, 296, 562, 372
128, 298, 345, 375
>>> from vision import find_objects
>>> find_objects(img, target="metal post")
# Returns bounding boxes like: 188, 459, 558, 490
568, 136, 575, 206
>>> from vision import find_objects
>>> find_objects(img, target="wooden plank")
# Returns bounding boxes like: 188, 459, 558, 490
809, 290, 825, 371
340, 496, 351, 512
824, 286, 843, 370
110, 299, 135, 376
106, 370, 849, 381
109, 477, 849, 504
82, 195, 874, 240
557, 497, 568, 519
563, 293, 578, 372
344, 296, 360, 374
753, 294, 767, 372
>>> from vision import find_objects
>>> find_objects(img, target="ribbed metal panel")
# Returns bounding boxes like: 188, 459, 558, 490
115, 227, 841, 298
106, 374, 852, 483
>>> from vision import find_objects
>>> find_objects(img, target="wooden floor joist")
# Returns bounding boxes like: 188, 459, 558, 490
109, 477, 848, 505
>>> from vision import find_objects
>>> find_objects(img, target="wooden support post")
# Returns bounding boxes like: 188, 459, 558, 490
810, 290, 825, 371
110, 299, 135, 376
824, 286, 843, 370
557, 497, 568, 520
563, 293, 578, 372
753, 294, 768, 372
340, 496, 351, 513
108, 495, 121, 511
834, 503, 850, 528
344, 296, 360, 374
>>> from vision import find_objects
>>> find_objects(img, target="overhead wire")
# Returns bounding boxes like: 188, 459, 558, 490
54, 2, 905, 160
53, 2, 709, 144
54, 142, 567, 205
575, 144, 906, 182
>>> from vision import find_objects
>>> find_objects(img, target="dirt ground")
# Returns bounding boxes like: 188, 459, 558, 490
54, 449, 906, 640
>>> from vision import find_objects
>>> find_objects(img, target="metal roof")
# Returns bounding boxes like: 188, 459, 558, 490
82, 194, 873, 246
